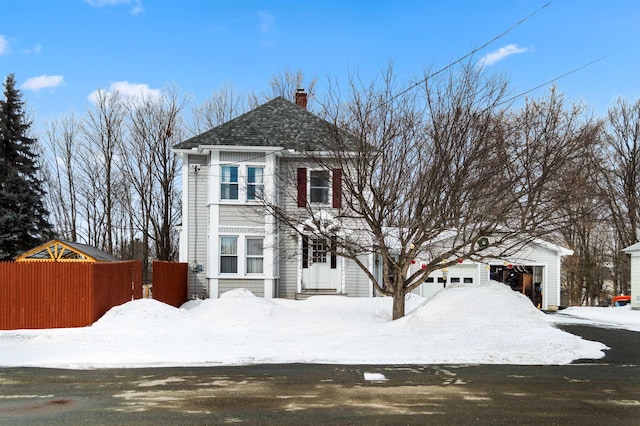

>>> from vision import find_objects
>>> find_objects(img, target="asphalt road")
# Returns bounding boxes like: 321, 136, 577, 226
0, 324, 639, 425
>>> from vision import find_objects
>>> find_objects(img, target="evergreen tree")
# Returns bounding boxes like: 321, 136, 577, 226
0, 74, 53, 260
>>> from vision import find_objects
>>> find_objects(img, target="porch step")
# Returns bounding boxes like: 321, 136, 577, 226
295, 289, 348, 300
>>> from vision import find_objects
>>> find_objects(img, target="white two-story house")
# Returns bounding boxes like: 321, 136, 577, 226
173, 91, 370, 300
173, 91, 572, 310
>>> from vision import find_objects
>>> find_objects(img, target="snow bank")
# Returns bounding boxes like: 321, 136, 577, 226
393, 282, 605, 364
0, 281, 607, 369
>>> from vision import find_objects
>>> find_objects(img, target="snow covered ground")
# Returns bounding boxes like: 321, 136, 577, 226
1, 281, 636, 369
550, 304, 640, 332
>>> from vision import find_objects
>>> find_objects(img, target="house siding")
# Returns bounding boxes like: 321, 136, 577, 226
278, 227, 300, 298
186, 154, 209, 298
220, 151, 266, 163
219, 279, 265, 297
344, 257, 370, 297
219, 205, 265, 227
279, 158, 312, 219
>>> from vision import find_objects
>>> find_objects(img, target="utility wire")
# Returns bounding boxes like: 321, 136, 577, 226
368, 1, 552, 113
179, 1, 553, 168
497, 52, 615, 107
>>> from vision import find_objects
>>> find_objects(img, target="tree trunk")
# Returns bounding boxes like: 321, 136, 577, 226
392, 287, 406, 320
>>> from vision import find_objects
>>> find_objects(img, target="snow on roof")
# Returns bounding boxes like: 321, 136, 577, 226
623, 242, 640, 253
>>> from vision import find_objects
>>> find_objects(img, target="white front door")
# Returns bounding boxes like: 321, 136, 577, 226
302, 237, 334, 290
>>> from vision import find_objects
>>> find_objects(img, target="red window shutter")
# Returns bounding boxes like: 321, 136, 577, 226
297, 168, 307, 207
332, 168, 342, 208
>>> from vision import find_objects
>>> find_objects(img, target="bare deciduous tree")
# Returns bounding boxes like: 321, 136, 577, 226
502, 88, 600, 237
558, 134, 614, 306
596, 97, 640, 295
249, 68, 318, 110
123, 87, 185, 271
43, 112, 81, 242
148, 88, 185, 261
188, 82, 246, 136
44, 84, 183, 266
83, 90, 126, 254
268, 64, 598, 319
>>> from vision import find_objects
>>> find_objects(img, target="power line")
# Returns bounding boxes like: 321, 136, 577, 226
368, 2, 552, 113
179, 1, 553, 167
498, 52, 615, 106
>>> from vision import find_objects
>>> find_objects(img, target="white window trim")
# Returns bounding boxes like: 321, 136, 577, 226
245, 236, 265, 274
218, 233, 266, 277
308, 168, 333, 206
220, 165, 239, 201
219, 235, 238, 274
246, 166, 265, 202
219, 163, 266, 204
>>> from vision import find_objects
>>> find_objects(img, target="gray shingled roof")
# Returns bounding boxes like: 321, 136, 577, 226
174, 96, 356, 151
62, 240, 120, 261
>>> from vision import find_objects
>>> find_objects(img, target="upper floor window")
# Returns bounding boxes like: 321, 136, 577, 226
310, 171, 330, 203
247, 167, 264, 201
297, 168, 342, 208
221, 166, 238, 200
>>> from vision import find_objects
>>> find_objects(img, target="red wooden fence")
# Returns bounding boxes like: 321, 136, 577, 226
151, 261, 188, 307
0, 261, 142, 330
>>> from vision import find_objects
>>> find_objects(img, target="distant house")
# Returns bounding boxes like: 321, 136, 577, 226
173, 92, 572, 310
622, 242, 640, 310
15, 239, 119, 263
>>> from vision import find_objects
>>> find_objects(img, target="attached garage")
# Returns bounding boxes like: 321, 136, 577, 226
413, 238, 572, 311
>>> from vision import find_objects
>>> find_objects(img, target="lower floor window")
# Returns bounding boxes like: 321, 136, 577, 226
246, 237, 264, 273
220, 236, 238, 273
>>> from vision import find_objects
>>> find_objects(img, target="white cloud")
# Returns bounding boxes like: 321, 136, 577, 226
21, 75, 64, 91
88, 81, 161, 105
478, 44, 529, 67
84, 0, 143, 15
84, 0, 129, 7
0, 35, 10, 56
130, 1, 143, 15
23, 43, 42, 55
257, 11, 275, 34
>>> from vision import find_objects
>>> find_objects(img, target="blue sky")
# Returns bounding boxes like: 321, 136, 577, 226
1, 0, 638, 128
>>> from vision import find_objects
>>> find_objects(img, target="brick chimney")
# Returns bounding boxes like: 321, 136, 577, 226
295, 88, 308, 109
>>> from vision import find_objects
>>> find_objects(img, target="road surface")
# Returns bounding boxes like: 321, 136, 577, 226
0, 324, 638, 425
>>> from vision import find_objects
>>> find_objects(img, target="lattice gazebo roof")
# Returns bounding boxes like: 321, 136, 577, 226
15, 239, 120, 263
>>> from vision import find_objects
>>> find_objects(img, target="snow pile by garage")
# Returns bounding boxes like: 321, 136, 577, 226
0, 281, 606, 369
